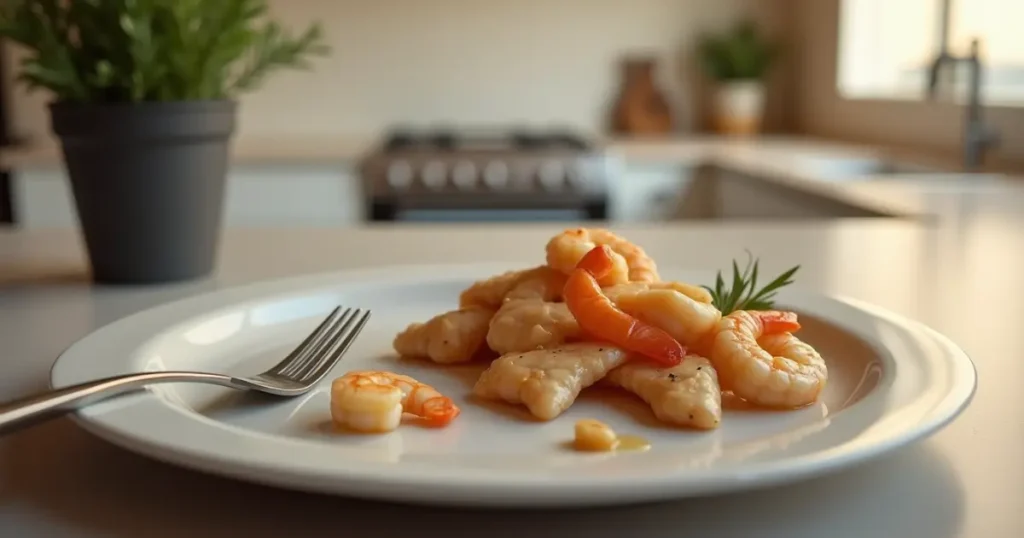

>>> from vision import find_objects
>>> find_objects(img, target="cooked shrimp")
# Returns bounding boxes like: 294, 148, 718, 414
564, 245, 685, 366
473, 343, 629, 420
459, 266, 566, 308
606, 355, 722, 430
393, 306, 494, 363
330, 370, 460, 432
604, 282, 722, 348
709, 310, 827, 408
546, 227, 659, 284
486, 299, 582, 354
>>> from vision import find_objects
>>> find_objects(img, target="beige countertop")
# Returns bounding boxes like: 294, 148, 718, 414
0, 217, 1019, 536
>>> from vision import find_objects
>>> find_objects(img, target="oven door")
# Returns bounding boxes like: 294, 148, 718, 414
369, 194, 607, 223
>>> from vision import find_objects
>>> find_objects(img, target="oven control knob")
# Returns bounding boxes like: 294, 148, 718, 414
483, 161, 510, 189
452, 161, 478, 190
386, 161, 414, 190
538, 160, 565, 191
422, 160, 447, 190
566, 162, 589, 189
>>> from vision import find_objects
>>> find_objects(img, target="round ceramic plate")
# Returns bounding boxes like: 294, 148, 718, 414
50, 264, 976, 508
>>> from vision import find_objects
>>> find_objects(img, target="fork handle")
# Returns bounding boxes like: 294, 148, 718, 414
0, 371, 238, 436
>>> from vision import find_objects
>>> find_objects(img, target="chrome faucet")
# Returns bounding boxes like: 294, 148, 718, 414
926, 38, 1000, 171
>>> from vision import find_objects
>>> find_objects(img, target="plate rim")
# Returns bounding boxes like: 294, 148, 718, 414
49, 263, 978, 507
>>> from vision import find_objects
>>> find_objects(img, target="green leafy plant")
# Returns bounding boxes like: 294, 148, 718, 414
698, 19, 777, 82
0, 0, 330, 103
704, 251, 799, 314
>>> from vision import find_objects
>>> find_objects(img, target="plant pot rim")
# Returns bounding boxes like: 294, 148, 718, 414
50, 99, 238, 140
49, 100, 237, 112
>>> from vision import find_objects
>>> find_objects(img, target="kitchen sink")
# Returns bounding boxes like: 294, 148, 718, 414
868, 173, 1015, 189
797, 155, 1019, 191
795, 156, 939, 180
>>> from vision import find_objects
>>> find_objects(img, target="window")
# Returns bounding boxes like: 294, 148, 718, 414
838, 0, 1024, 105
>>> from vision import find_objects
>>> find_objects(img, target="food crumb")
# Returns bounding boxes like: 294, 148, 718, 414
572, 419, 650, 453
573, 419, 618, 452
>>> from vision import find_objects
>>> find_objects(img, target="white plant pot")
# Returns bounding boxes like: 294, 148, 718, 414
713, 81, 766, 136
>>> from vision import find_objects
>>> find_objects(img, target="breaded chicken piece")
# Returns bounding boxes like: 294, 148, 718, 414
605, 354, 722, 430
459, 266, 566, 308
393, 306, 495, 364
486, 299, 582, 355
473, 343, 629, 420
504, 266, 568, 303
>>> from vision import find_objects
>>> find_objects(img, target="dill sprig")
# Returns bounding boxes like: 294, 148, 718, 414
704, 251, 800, 314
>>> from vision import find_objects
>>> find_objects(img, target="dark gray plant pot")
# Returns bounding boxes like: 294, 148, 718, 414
50, 101, 237, 284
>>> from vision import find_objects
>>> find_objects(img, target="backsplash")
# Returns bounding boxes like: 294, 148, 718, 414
3, 0, 786, 143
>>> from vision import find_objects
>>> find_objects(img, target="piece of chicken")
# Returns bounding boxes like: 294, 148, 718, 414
504, 266, 568, 303
393, 306, 495, 364
486, 299, 582, 355
605, 354, 722, 429
472, 343, 629, 420
459, 266, 566, 308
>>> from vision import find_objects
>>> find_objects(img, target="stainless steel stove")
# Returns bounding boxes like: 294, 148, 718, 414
360, 128, 612, 222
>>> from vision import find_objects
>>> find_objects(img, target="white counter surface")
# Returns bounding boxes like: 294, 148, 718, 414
0, 214, 1019, 536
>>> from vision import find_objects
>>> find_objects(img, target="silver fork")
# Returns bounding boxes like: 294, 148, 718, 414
0, 306, 370, 436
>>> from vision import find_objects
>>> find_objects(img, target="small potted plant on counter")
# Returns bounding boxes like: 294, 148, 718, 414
0, 0, 329, 284
698, 19, 777, 137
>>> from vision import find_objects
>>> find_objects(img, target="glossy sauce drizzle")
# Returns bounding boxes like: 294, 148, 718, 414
613, 434, 651, 452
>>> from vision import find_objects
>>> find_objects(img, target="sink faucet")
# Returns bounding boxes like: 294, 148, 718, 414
925, 38, 1001, 171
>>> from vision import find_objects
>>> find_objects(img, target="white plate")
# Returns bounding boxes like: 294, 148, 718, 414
50, 264, 976, 508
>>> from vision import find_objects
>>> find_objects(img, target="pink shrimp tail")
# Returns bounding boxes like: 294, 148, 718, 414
421, 398, 461, 427
575, 244, 616, 280
753, 310, 801, 334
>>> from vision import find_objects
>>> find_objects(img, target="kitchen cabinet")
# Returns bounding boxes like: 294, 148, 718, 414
11, 166, 76, 228
222, 164, 363, 227
11, 163, 365, 229
609, 162, 692, 222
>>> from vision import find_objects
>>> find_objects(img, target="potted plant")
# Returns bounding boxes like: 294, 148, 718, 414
0, 0, 329, 284
698, 20, 777, 136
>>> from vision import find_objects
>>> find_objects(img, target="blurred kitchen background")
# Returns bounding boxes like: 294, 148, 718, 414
0, 0, 1020, 227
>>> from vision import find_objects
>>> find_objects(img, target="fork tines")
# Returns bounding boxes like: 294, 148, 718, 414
271, 306, 371, 384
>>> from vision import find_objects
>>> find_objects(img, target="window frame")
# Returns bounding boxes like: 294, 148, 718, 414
836, 0, 1024, 108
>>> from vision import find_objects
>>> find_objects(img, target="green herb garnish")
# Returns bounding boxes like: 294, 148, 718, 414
704, 251, 799, 314
0, 0, 330, 103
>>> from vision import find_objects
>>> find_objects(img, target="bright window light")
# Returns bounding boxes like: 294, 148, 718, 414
837, 0, 1024, 106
